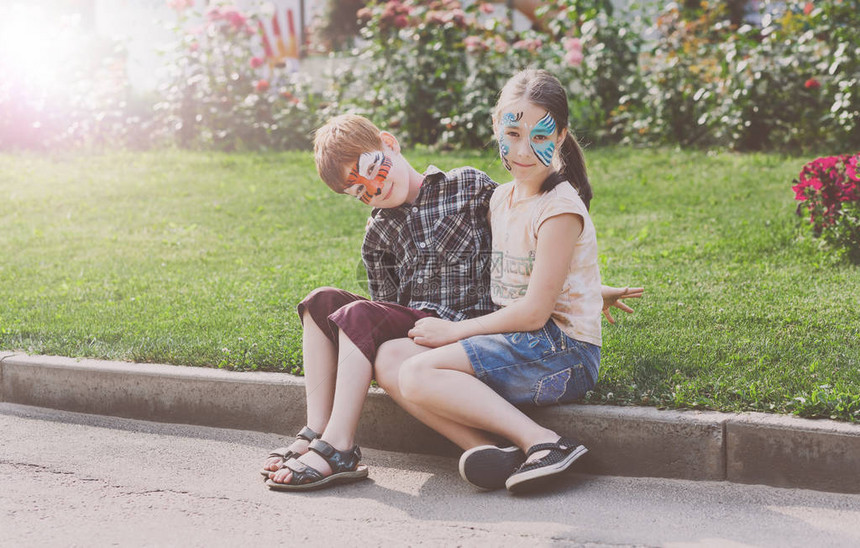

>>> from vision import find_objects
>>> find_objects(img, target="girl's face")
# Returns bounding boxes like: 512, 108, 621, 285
497, 100, 566, 186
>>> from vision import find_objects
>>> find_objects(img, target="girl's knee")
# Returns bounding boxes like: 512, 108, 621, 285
374, 342, 400, 391
398, 356, 431, 402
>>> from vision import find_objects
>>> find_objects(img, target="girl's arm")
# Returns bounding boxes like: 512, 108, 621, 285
601, 285, 645, 323
409, 213, 582, 347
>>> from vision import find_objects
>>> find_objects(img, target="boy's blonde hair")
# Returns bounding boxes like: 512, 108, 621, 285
314, 114, 384, 192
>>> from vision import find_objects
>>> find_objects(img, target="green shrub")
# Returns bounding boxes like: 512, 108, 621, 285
335, 0, 638, 148
792, 153, 860, 263
156, 3, 335, 151
620, 0, 860, 152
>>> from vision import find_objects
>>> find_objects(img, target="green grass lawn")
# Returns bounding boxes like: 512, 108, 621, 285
1, 148, 858, 421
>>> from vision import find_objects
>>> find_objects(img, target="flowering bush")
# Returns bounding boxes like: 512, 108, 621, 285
619, 0, 860, 152
336, 0, 638, 148
157, 2, 336, 151
793, 153, 860, 262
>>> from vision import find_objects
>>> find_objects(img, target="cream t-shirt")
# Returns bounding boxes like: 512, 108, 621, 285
489, 180, 602, 346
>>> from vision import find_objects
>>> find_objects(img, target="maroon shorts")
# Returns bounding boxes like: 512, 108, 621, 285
297, 287, 436, 364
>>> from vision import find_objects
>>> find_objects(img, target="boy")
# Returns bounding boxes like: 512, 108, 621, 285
263, 115, 640, 491
263, 114, 501, 491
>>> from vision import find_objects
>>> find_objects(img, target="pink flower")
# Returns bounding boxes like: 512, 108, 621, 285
394, 14, 409, 28
563, 37, 582, 54
281, 90, 300, 104
224, 9, 247, 30
845, 155, 859, 182
255, 79, 270, 93
464, 35, 486, 52
792, 182, 808, 201
427, 10, 446, 24
565, 50, 584, 67
207, 5, 247, 31
812, 156, 838, 171
563, 38, 583, 66
250, 56, 264, 69
167, 0, 194, 11
492, 35, 508, 54
839, 181, 858, 201
804, 78, 821, 89
479, 3, 494, 14
512, 38, 542, 53
450, 8, 467, 26
803, 2, 814, 16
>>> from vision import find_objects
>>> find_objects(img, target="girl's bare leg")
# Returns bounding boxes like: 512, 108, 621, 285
262, 310, 336, 472
270, 329, 373, 483
375, 338, 498, 450
398, 343, 560, 459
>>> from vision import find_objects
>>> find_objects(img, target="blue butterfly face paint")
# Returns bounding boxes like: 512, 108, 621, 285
498, 111, 522, 172
529, 112, 557, 166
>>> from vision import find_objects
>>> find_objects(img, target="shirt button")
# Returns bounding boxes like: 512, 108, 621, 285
416, 277, 423, 283
412, 207, 419, 213
419, 242, 426, 248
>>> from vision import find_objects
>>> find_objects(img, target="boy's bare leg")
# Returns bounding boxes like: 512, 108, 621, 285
398, 343, 560, 461
270, 330, 373, 483
262, 310, 336, 472
375, 338, 498, 450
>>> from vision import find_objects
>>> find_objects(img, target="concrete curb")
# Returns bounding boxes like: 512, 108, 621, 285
2, 353, 858, 493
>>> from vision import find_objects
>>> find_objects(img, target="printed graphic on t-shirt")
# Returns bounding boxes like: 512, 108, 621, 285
490, 250, 535, 300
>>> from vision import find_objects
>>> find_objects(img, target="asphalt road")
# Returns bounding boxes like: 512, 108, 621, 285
2, 403, 859, 547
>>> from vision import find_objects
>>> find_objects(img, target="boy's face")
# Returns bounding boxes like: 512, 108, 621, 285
341, 147, 410, 208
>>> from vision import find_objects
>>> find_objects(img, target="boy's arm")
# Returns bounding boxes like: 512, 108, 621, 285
362, 246, 399, 303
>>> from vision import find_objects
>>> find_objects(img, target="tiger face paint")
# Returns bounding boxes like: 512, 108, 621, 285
344, 151, 393, 204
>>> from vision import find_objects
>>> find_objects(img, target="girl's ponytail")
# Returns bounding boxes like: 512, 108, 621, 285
559, 132, 591, 210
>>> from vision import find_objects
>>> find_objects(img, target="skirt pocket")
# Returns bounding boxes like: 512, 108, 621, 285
533, 362, 592, 406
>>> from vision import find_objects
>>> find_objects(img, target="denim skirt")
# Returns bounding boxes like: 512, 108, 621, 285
460, 318, 600, 406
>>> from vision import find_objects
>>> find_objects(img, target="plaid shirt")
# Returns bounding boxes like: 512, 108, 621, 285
362, 166, 498, 321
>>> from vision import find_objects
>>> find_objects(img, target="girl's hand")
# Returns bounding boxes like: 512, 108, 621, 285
602, 286, 644, 324
408, 317, 463, 348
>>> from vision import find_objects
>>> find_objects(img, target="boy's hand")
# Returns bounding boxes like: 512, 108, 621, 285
408, 317, 462, 348
602, 286, 644, 324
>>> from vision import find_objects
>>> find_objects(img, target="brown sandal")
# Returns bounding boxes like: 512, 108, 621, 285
260, 426, 320, 477
265, 439, 368, 491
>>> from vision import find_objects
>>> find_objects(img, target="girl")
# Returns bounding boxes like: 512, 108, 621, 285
401, 68, 607, 492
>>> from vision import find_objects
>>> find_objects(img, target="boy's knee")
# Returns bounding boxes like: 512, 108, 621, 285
301, 286, 340, 309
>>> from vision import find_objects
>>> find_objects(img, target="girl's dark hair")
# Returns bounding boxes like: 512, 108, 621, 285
494, 69, 592, 209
